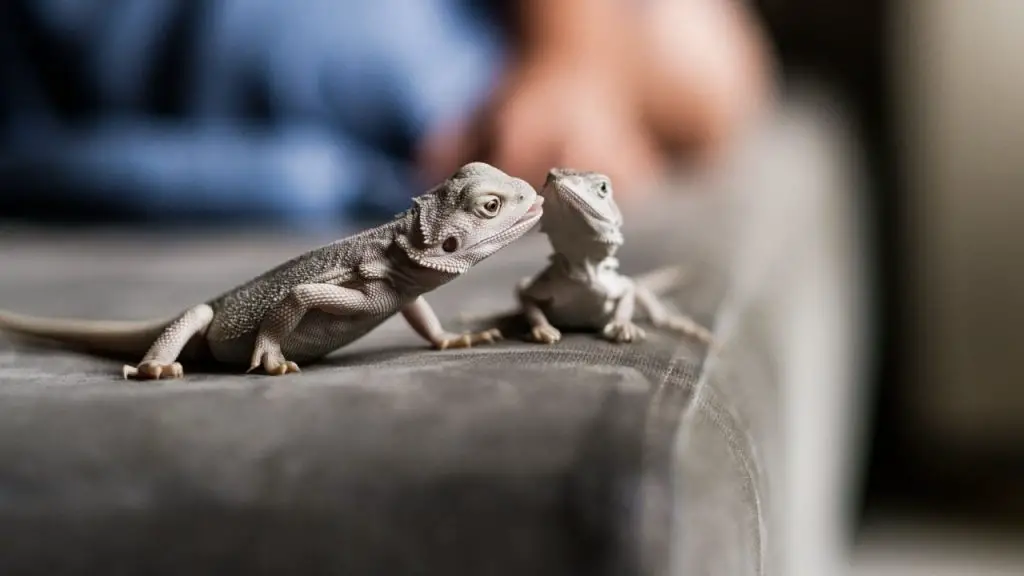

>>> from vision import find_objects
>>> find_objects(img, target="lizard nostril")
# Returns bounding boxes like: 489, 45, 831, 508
518, 195, 524, 203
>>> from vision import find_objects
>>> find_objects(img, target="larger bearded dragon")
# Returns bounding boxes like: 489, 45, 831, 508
0, 162, 544, 379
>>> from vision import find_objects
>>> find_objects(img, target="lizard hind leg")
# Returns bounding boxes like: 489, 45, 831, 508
634, 286, 714, 344
123, 304, 214, 380
248, 340, 301, 376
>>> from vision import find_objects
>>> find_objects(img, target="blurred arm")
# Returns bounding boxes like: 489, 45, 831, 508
507, 0, 639, 64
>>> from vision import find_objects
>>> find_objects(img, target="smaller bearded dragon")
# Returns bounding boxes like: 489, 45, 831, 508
476, 167, 713, 345
0, 162, 544, 379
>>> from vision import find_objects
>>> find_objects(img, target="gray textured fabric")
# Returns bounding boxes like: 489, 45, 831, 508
0, 97, 860, 575
0, 223, 719, 576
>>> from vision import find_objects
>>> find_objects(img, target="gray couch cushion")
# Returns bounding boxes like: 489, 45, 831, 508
0, 90, 875, 576
0, 224, 719, 576
0, 91, 875, 575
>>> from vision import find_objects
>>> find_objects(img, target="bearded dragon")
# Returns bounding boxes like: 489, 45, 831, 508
0, 162, 544, 379
495, 167, 713, 345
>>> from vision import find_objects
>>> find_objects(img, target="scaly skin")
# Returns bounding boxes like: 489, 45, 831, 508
0, 162, 544, 379
512, 167, 712, 345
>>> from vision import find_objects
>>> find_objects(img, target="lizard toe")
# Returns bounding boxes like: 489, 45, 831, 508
602, 322, 645, 344
263, 357, 300, 376
468, 329, 503, 347
435, 330, 502, 350
250, 340, 299, 376
126, 361, 185, 381
531, 326, 562, 344
138, 362, 164, 379
166, 362, 185, 379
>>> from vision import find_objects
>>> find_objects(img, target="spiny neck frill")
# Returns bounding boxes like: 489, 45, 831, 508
385, 216, 459, 296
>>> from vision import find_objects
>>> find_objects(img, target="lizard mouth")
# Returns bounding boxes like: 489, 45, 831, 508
516, 195, 544, 223
496, 195, 543, 242
553, 185, 613, 224
512, 194, 544, 226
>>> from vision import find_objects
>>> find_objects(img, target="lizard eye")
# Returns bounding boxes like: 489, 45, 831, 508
478, 196, 502, 217
597, 182, 609, 197
442, 237, 459, 253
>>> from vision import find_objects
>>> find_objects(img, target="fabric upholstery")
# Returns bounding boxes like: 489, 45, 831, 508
0, 95, 868, 574
0, 223, 720, 575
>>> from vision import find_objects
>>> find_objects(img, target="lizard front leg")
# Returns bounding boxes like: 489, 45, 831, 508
516, 277, 562, 344
401, 296, 502, 350
249, 283, 377, 375
634, 284, 714, 344
601, 283, 646, 343
123, 304, 214, 380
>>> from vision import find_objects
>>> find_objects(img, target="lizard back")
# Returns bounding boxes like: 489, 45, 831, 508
205, 225, 397, 341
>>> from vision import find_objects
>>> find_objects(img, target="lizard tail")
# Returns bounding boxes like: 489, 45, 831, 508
0, 310, 172, 357
635, 265, 690, 295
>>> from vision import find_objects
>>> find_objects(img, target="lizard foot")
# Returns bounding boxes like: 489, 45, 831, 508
123, 361, 184, 380
249, 354, 301, 376
659, 315, 715, 344
433, 328, 503, 350
248, 342, 301, 376
601, 321, 646, 344
529, 325, 562, 344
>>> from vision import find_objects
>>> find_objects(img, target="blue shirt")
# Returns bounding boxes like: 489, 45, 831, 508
0, 0, 507, 226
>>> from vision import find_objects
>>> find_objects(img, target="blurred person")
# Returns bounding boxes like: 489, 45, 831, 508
0, 0, 772, 227
422, 0, 773, 195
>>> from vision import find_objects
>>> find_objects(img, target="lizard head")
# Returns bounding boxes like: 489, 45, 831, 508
397, 162, 544, 274
540, 168, 624, 247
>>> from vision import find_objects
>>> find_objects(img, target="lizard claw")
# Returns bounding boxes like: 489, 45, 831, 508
250, 340, 301, 376
529, 325, 562, 344
601, 321, 646, 344
433, 329, 503, 350
479, 328, 502, 343
252, 353, 301, 376
123, 361, 184, 381
265, 360, 301, 376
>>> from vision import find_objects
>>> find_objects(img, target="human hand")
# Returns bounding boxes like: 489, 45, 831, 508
417, 0, 773, 200
418, 50, 663, 199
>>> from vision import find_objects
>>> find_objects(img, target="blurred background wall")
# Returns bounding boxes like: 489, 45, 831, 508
895, 0, 1024, 503
859, 0, 1024, 528
753, 0, 1024, 571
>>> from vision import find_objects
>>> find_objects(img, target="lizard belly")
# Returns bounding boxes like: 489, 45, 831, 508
280, 309, 394, 364
204, 310, 395, 365
543, 284, 616, 330
205, 333, 258, 365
